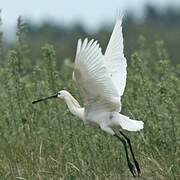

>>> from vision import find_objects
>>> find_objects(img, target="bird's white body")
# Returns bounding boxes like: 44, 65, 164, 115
59, 90, 143, 135
58, 17, 144, 135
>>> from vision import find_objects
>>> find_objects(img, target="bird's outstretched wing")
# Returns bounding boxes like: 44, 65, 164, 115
73, 38, 120, 111
105, 19, 127, 97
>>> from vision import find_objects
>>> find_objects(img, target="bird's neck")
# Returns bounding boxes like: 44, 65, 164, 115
64, 92, 84, 120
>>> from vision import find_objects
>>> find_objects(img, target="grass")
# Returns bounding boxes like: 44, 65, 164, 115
0, 17, 179, 180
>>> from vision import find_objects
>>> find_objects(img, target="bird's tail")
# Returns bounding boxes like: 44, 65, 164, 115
117, 114, 144, 132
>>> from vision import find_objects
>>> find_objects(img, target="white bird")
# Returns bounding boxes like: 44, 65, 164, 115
32, 18, 144, 177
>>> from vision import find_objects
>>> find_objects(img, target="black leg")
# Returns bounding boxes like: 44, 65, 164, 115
119, 131, 141, 176
114, 134, 137, 177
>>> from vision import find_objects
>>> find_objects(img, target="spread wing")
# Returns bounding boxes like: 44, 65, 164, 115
105, 19, 127, 97
73, 38, 120, 112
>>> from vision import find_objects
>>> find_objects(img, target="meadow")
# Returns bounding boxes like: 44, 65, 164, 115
0, 17, 179, 180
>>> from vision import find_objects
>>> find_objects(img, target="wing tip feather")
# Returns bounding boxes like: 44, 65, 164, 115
115, 10, 124, 24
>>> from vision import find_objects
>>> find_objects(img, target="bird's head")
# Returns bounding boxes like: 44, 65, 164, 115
57, 90, 69, 99
32, 90, 69, 104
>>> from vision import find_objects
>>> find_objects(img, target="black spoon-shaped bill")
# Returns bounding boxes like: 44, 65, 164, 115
32, 94, 57, 104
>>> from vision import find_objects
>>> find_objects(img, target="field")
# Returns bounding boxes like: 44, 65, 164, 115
0, 17, 179, 180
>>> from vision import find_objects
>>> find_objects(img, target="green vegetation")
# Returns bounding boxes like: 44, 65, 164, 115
0, 9, 179, 179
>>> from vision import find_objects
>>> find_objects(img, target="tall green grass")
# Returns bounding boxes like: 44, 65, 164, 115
0, 17, 179, 180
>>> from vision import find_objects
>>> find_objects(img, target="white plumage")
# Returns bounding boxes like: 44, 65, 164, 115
71, 18, 144, 135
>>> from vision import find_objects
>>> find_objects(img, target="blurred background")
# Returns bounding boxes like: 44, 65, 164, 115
0, 0, 179, 179
1, 0, 180, 64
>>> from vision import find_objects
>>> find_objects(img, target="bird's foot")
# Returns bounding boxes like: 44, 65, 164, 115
134, 160, 141, 177
128, 161, 137, 177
